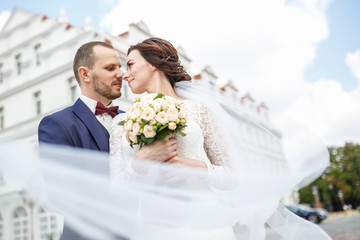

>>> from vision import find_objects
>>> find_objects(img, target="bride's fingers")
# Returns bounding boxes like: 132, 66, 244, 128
165, 134, 175, 141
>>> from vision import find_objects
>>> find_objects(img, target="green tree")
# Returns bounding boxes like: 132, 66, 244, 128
298, 143, 360, 211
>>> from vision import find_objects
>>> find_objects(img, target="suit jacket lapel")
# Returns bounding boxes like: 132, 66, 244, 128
73, 99, 110, 152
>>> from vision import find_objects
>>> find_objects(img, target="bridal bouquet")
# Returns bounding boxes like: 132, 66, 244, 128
119, 93, 187, 148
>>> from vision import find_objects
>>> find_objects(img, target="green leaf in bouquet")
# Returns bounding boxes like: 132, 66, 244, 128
177, 130, 186, 137
153, 93, 165, 100
156, 128, 172, 140
141, 119, 150, 125
157, 123, 169, 132
141, 134, 156, 145
118, 120, 126, 126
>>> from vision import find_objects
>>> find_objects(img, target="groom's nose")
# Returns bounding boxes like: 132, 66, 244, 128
116, 69, 124, 79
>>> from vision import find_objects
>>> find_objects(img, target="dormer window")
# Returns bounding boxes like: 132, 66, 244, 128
34, 44, 41, 66
34, 91, 41, 115
15, 54, 22, 75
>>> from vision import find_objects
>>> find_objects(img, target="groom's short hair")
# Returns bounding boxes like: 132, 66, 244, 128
73, 41, 114, 84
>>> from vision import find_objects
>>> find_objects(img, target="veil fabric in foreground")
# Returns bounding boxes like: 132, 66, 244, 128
0, 81, 331, 240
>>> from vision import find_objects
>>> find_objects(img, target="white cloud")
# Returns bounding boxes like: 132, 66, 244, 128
282, 78, 360, 146
0, 11, 10, 32
281, 47, 360, 146
101, 0, 360, 146
345, 50, 360, 84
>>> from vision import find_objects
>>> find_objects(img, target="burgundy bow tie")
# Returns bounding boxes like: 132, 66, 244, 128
95, 102, 119, 118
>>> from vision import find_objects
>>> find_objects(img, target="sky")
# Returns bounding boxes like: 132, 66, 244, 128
0, 0, 360, 147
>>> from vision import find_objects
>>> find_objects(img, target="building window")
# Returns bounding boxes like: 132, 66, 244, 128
0, 63, 3, 84
15, 54, 22, 75
68, 77, 78, 102
34, 91, 41, 115
0, 107, 3, 130
34, 44, 41, 66
12, 206, 30, 240
39, 207, 59, 240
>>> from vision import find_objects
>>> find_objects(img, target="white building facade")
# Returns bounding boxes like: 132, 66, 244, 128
0, 7, 295, 240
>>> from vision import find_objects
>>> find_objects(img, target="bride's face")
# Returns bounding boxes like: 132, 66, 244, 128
123, 50, 155, 94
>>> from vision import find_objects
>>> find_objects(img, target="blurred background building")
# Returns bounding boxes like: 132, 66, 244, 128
0, 8, 295, 240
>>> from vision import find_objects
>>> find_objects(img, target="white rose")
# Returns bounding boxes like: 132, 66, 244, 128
129, 131, 138, 143
168, 122, 177, 130
132, 122, 140, 135
144, 99, 153, 106
149, 119, 157, 125
161, 102, 170, 111
167, 106, 179, 121
179, 109, 186, 119
152, 102, 161, 113
143, 125, 156, 138
154, 98, 165, 105
155, 112, 168, 125
133, 102, 143, 111
141, 107, 155, 121
124, 129, 130, 143
165, 97, 177, 106
154, 98, 168, 111
129, 108, 141, 119
124, 120, 133, 131
178, 104, 186, 118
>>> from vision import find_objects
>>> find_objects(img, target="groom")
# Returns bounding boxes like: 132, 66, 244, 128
38, 41, 123, 152
38, 41, 178, 239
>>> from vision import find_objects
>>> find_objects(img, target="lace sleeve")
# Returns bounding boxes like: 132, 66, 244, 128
109, 114, 127, 179
197, 101, 231, 170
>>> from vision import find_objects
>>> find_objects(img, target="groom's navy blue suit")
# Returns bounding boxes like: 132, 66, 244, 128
38, 98, 126, 240
38, 98, 124, 151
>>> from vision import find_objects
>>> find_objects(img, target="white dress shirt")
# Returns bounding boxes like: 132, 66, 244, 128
80, 95, 115, 132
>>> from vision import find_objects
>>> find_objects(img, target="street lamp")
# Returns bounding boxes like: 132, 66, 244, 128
328, 183, 334, 211
338, 189, 345, 211
311, 185, 322, 208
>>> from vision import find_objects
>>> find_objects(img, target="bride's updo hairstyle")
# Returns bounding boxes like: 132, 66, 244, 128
127, 37, 191, 88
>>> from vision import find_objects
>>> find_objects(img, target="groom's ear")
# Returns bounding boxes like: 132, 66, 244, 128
78, 67, 90, 82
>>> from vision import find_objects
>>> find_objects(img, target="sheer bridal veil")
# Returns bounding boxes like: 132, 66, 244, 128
0, 81, 331, 239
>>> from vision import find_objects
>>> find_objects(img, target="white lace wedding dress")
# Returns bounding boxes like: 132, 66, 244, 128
109, 99, 236, 240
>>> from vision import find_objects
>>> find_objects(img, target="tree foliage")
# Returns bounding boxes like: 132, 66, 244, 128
298, 142, 360, 211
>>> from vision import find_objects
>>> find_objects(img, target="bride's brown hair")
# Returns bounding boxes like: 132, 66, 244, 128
127, 37, 191, 88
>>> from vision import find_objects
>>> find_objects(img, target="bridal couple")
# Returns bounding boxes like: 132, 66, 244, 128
38, 38, 215, 170
38, 38, 331, 239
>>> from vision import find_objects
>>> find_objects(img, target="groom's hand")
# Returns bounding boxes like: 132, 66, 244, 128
135, 135, 178, 162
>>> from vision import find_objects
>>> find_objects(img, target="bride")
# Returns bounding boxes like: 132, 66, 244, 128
109, 37, 331, 240
109, 37, 236, 239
